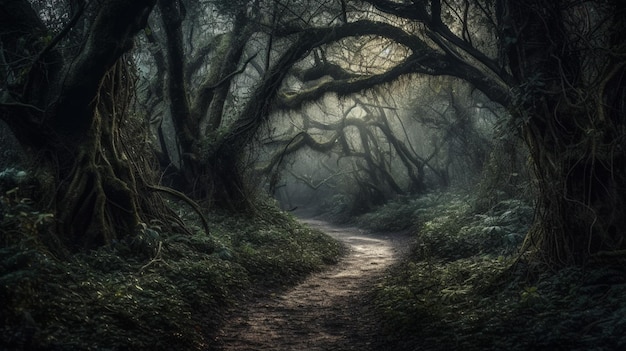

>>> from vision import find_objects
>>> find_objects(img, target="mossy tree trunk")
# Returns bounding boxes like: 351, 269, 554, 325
154, 0, 254, 208
0, 0, 161, 250
54, 61, 151, 248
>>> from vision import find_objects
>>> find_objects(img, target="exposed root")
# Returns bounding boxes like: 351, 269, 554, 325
147, 184, 210, 235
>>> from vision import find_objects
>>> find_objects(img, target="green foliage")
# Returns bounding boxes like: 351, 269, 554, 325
519, 285, 541, 306
374, 255, 510, 339
211, 202, 342, 288
1, 179, 55, 251
366, 191, 525, 341
416, 197, 533, 260
369, 190, 626, 350
0, 195, 342, 350
316, 193, 353, 223
357, 191, 533, 254
357, 197, 422, 232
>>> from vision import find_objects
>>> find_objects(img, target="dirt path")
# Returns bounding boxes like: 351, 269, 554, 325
215, 217, 412, 351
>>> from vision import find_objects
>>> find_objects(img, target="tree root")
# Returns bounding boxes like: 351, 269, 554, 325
146, 184, 210, 235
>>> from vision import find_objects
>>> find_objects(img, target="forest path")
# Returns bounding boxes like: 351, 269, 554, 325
215, 217, 412, 351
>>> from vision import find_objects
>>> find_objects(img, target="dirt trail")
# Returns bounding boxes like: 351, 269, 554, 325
215, 217, 412, 351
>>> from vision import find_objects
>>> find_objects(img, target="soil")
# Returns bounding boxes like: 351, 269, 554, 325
214, 217, 413, 351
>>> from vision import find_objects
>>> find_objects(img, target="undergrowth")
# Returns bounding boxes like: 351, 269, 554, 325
367, 191, 626, 350
0, 186, 342, 350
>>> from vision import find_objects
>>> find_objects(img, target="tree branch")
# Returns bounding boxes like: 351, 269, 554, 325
204, 53, 258, 91
54, 0, 157, 137
278, 49, 511, 110
365, 0, 430, 22
365, 0, 514, 86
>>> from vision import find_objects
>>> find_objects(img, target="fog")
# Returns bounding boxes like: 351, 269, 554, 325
256, 77, 504, 215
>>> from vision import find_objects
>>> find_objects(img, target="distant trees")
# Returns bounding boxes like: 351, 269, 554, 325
136, 0, 356, 210
258, 81, 493, 214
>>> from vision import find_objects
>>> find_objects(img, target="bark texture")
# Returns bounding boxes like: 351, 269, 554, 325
0, 0, 160, 249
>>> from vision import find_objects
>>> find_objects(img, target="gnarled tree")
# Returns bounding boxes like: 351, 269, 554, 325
0, 0, 170, 250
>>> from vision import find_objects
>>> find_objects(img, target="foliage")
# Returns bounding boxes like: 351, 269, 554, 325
208, 200, 343, 288
357, 191, 533, 249
356, 196, 422, 232
370, 191, 528, 337
356, 192, 454, 232
370, 190, 626, 350
315, 193, 354, 224
417, 197, 533, 259
0, 191, 342, 350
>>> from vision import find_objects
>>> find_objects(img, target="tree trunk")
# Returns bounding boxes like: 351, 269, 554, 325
54, 62, 141, 248
205, 147, 250, 211
506, 0, 626, 264
1, 0, 161, 251
37, 60, 167, 250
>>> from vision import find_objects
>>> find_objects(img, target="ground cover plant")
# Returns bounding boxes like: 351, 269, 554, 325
0, 186, 342, 350
364, 192, 626, 350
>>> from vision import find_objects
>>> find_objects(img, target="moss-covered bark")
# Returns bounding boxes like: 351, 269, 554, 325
0, 0, 162, 250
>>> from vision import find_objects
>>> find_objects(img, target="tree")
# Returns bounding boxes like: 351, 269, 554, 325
257, 84, 484, 214
140, 0, 361, 210
502, 0, 626, 264
246, 0, 626, 264
0, 0, 169, 249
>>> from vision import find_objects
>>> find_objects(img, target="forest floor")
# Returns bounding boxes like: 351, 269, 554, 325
214, 195, 626, 351
214, 216, 412, 351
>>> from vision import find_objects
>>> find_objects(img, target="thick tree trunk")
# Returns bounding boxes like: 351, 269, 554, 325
506, 0, 626, 264
524, 107, 626, 264
54, 62, 140, 248
1, 0, 160, 250
37, 60, 165, 250
205, 149, 250, 211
